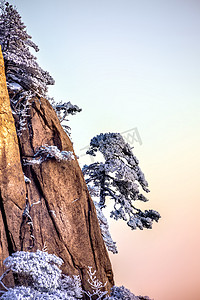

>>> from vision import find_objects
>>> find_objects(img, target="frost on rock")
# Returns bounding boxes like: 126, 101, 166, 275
24, 145, 75, 165
24, 174, 31, 184
1, 250, 82, 299
83, 133, 160, 233
93, 201, 118, 254
13, 92, 33, 137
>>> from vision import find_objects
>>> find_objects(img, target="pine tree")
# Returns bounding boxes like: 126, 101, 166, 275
0, 1, 81, 136
0, 1, 55, 98
83, 133, 161, 232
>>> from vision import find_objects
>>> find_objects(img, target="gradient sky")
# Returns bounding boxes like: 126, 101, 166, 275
9, 1, 200, 299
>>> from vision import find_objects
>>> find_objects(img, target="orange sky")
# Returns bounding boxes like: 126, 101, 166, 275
108, 130, 200, 300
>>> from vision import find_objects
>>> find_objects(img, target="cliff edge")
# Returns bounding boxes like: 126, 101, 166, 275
0, 46, 114, 294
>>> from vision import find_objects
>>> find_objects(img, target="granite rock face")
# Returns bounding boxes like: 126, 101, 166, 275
0, 47, 114, 294
0, 47, 26, 287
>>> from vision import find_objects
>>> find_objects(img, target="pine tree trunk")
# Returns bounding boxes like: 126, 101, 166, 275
0, 46, 114, 295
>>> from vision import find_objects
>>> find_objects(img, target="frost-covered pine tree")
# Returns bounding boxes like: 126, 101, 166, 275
0, 1, 54, 98
83, 133, 160, 236
0, 1, 81, 136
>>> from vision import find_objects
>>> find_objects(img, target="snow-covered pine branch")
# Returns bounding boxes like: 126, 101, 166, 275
49, 99, 82, 135
24, 145, 75, 165
83, 133, 160, 233
50, 100, 82, 123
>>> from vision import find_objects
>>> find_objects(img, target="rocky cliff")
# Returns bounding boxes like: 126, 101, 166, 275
0, 47, 114, 294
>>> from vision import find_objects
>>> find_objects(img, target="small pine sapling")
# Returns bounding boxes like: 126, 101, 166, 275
84, 266, 108, 300
49, 99, 82, 135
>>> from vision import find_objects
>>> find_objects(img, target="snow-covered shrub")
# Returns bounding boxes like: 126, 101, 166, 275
109, 286, 152, 300
59, 274, 82, 299
24, 145, 75, 165
0, 251, 153, 300
3, 250, 63, 291
0, 251, 110, 299
0, 250, 82, 299
0, 286, 80, 300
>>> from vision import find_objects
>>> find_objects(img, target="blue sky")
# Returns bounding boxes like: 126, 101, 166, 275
9, 1, 200, 299
12, 0, 200, 153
